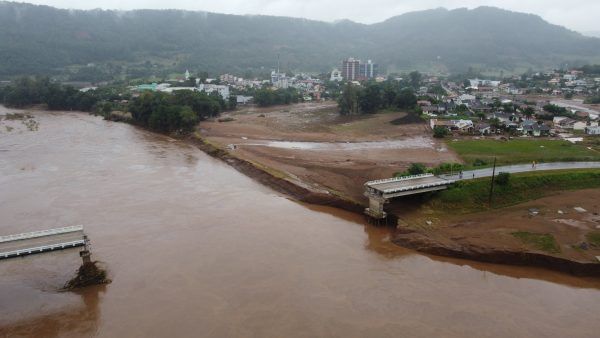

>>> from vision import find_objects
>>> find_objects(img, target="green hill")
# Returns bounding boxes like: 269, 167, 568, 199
1, 2, 599, 79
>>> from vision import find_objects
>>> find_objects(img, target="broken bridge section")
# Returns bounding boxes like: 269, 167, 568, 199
0, 225, 86, 260
364, 174, 456, 219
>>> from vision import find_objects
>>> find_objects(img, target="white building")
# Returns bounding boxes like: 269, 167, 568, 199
330, 69, 343, 82
469, 79, 501, 88
585, 126, 600, 135
198, 84, 230, 100
271, 71, 289, 89
573, 121, 588, 131
236, 96, 253, 105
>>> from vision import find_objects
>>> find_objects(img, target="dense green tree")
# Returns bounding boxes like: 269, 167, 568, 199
128, 91, 207, 133
407, 163, 427, 175
338, 81, 417, 115
358, 83, 382, 114
395, 88, 417, 109
542, 104, 569, 116
254, 88, 300, 107
433, 126, 449, 138
522, 106, 535, 119
337, 83, 360, 115
409, 71, 422, 89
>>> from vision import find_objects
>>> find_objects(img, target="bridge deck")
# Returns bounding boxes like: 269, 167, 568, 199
366, 174, 454, 195
0, 226, 85, 260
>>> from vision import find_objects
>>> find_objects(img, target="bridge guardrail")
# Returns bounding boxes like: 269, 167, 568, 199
0, 225, 84, 243
0, 239, 86, 259
365, 173, 434, 186
382, 179, 456, 195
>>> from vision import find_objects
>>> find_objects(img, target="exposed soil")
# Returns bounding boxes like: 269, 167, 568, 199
393, 189, 600, 276
199, 102, 458, 201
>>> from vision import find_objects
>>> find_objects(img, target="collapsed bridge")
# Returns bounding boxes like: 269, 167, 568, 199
364, 174, 456, 219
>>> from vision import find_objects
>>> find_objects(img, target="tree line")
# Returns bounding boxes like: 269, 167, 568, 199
252, 88, 300, 107
128, 90, 227, 133
337, 81, 418, 115
0, 77, 105, 111
0, 77, 229, 134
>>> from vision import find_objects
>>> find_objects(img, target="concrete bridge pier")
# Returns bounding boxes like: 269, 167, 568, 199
363, 174, 456, 223
79, 235, 92, 265
364, 193, 388, 220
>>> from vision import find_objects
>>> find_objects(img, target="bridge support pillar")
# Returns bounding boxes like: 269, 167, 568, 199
79, 235, 92, 265
365, 195, 388, 220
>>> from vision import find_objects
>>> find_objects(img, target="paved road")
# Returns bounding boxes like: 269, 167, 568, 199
439, 161, 600, 181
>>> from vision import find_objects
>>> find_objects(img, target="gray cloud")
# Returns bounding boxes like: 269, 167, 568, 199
21, 0, 600, 32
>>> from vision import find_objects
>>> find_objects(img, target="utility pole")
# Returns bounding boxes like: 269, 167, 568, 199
488, 157, 497, 208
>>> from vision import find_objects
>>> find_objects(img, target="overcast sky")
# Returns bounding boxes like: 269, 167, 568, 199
22, 0, 600, 32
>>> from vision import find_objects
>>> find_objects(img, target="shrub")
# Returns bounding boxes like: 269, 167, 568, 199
407, 163, 427, 175
433, 126, 449, 138
432, 162, 464, 175
473, 158, 488, 167
495, 172, 510, 185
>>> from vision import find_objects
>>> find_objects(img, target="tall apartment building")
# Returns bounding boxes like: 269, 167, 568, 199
359, 60, 378, 80
342, 58, 378, 81
341, 58, 360, 81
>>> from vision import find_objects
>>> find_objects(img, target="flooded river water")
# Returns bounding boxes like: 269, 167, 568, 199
1, 109, 600, 337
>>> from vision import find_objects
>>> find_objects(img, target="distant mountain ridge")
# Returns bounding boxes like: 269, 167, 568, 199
0, 2, 599, 78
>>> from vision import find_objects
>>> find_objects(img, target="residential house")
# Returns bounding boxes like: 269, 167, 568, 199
573, 121, 588, 131
474, 123, 491, 135
522, 121, 551, 137
430, 119, 474, 133
553, 116, 568, 125
585, 126, 600, 135
556, 118, 576, 129
490, 111, 519, 127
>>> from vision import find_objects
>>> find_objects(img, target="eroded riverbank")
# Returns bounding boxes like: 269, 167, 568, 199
2, 108, 600, 337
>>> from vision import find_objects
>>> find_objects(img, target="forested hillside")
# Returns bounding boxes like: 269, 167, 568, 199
1, 2, 599, 80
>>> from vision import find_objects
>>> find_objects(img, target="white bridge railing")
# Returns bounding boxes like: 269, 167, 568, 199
1, 240, 86, 259
0, 225, 83, 243
382, 179, 456, 195
365, 173, 435, 187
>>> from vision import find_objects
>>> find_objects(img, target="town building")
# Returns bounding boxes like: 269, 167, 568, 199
359, 60, 378, 79
341, 58, 360, 81
198, 84, 230, 100
270, 71, 289, 89
585, 126, 600, 135
330, 69, 343, 82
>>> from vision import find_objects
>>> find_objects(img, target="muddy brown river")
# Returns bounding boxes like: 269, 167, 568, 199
1, 109, 600, 337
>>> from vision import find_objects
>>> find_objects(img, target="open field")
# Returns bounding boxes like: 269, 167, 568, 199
448, 139, 600, 167
199, 102, 459, 201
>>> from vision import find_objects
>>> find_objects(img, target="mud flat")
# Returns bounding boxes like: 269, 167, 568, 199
392, 188, 600, 276
199, 102, 457, 201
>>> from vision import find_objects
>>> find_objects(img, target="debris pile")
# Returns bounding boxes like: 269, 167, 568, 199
64, 261, 111, 290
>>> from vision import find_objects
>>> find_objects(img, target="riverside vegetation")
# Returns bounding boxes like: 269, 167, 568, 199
0, 77, 231, 133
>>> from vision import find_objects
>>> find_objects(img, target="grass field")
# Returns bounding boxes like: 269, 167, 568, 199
512, 232, 561, 254
447, 139, 600, 167
428, 169, 600, 213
